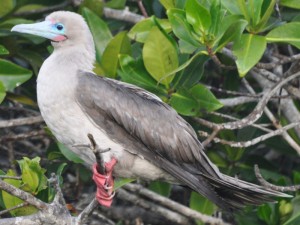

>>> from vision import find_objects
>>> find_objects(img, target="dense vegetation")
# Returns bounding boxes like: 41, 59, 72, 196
1, 0, 300, 224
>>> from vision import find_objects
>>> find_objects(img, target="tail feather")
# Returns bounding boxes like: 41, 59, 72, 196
201, 173, 292, 209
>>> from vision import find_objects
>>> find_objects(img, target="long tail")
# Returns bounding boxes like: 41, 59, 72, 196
201, 173, 291, 210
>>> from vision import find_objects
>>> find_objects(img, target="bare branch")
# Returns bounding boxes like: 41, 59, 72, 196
103, 7, 144, 23
123, 183, 231, 225
0, 116, 44, 128
254, 165, 300, 192
199, 122, 300, 148
0, 179, 47, 210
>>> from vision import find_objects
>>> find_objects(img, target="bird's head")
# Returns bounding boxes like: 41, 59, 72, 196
11, 11, 95, 52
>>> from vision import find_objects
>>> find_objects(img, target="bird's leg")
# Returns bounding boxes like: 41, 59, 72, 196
87, 133, 117, 207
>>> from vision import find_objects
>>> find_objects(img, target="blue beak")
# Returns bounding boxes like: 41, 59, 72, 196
11, 20, 66, 41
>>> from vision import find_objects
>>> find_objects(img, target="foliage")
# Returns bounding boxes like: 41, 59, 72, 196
1, 0, 300, 224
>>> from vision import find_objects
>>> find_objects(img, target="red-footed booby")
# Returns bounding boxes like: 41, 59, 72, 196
11, 11, 289, 210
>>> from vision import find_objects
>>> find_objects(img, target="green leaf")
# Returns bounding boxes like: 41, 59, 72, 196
143, 26, 179, 86
80, 0, 104, 16
0, 59, 32, 91
215, 19, 247, 52
159, 0, 175, 9
190, 84, 223, 112
221, 0, 241, 14
105, 0, 126, 9
17, 157, 47, 194
119, 54, 166, 95
280, 0, 300, 9
190, 191, 215, 218
2, 170, 38, 216
237, 0, 250, 22
128, 18, 171, 43
170, 89, 199, 116
57, 142, 84, 163
185, 0, 211, 35
258, 204, 272, 223
266, 22, 300, 49
167, 8, 201, 47
256, 0, 276, 31
148, 181, 171, 197
248, 0, 264, 28
174, 54, 208, 89
114, 178, 135, 190
82, 7, 113, 62
0, 0, 16, 18
0, 45, 9, 55
101, 31, 131, 78
233, 34, 266, 77
0, 81, 6, 103
283, 196, 300, 225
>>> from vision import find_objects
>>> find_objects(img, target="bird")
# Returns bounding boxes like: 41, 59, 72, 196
11, 11, 289, 211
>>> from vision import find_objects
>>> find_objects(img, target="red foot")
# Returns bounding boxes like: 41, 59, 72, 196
92, 157, 117, 207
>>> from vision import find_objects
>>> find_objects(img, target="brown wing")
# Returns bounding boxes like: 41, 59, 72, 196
76, 71, 221, 178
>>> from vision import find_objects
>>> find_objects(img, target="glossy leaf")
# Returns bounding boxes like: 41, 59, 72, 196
233, 34, 266, 77
128, 18, 171, 43
0, 45, 9, 55
167, 8, 201, 47
101, 31, 131, 78
170, 89, 199, 116
266, 22, 300, 49
0, 0, 15, 18
17, 157, 47, 194
190, 192, 215, 216
281, 0, 300, 9
2, 170, 38, 216
185, 0, 211, 35
174, 54, 208, 89
283, 196, 300, 225
0, 59, 32, 91
119, 54, 166, 95
0, 81, 5, 103
57, 142, 84, 164
159, 0, 175, 9
256, 0, 276, 31
82, 7, 112, 62
105, 0, 126, 9
114, 178, 135, 190
149, 181, 171, 197
6, 93, 36, 106
215, 19, 247, 52
248, 0, 264, 27
258, 204, 272, 223
221, 0, 241, 14
190, 84, 223, 112
143, 26, 178, 86
237, 0, 250, 22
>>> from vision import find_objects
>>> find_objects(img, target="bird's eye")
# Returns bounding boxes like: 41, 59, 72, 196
55, 23, 64, 31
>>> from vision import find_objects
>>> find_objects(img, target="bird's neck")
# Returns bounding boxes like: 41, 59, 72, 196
50, 44, 95, 72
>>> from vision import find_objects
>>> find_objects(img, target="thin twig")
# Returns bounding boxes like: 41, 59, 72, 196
0, 175, 21, 180
0, 179, 47, 210
198, 71, 300, 131
0, 116, 44, 128
0, 202, 29, 216
124, 183, 231, 225
137, 0, 148, 17
198, 121, 300, 148
256, 53, 300, 69
254, 165, 300, 192
0, 130, 46, 143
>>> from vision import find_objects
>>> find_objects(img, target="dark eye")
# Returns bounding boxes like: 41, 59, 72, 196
56, 23, 64, 31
